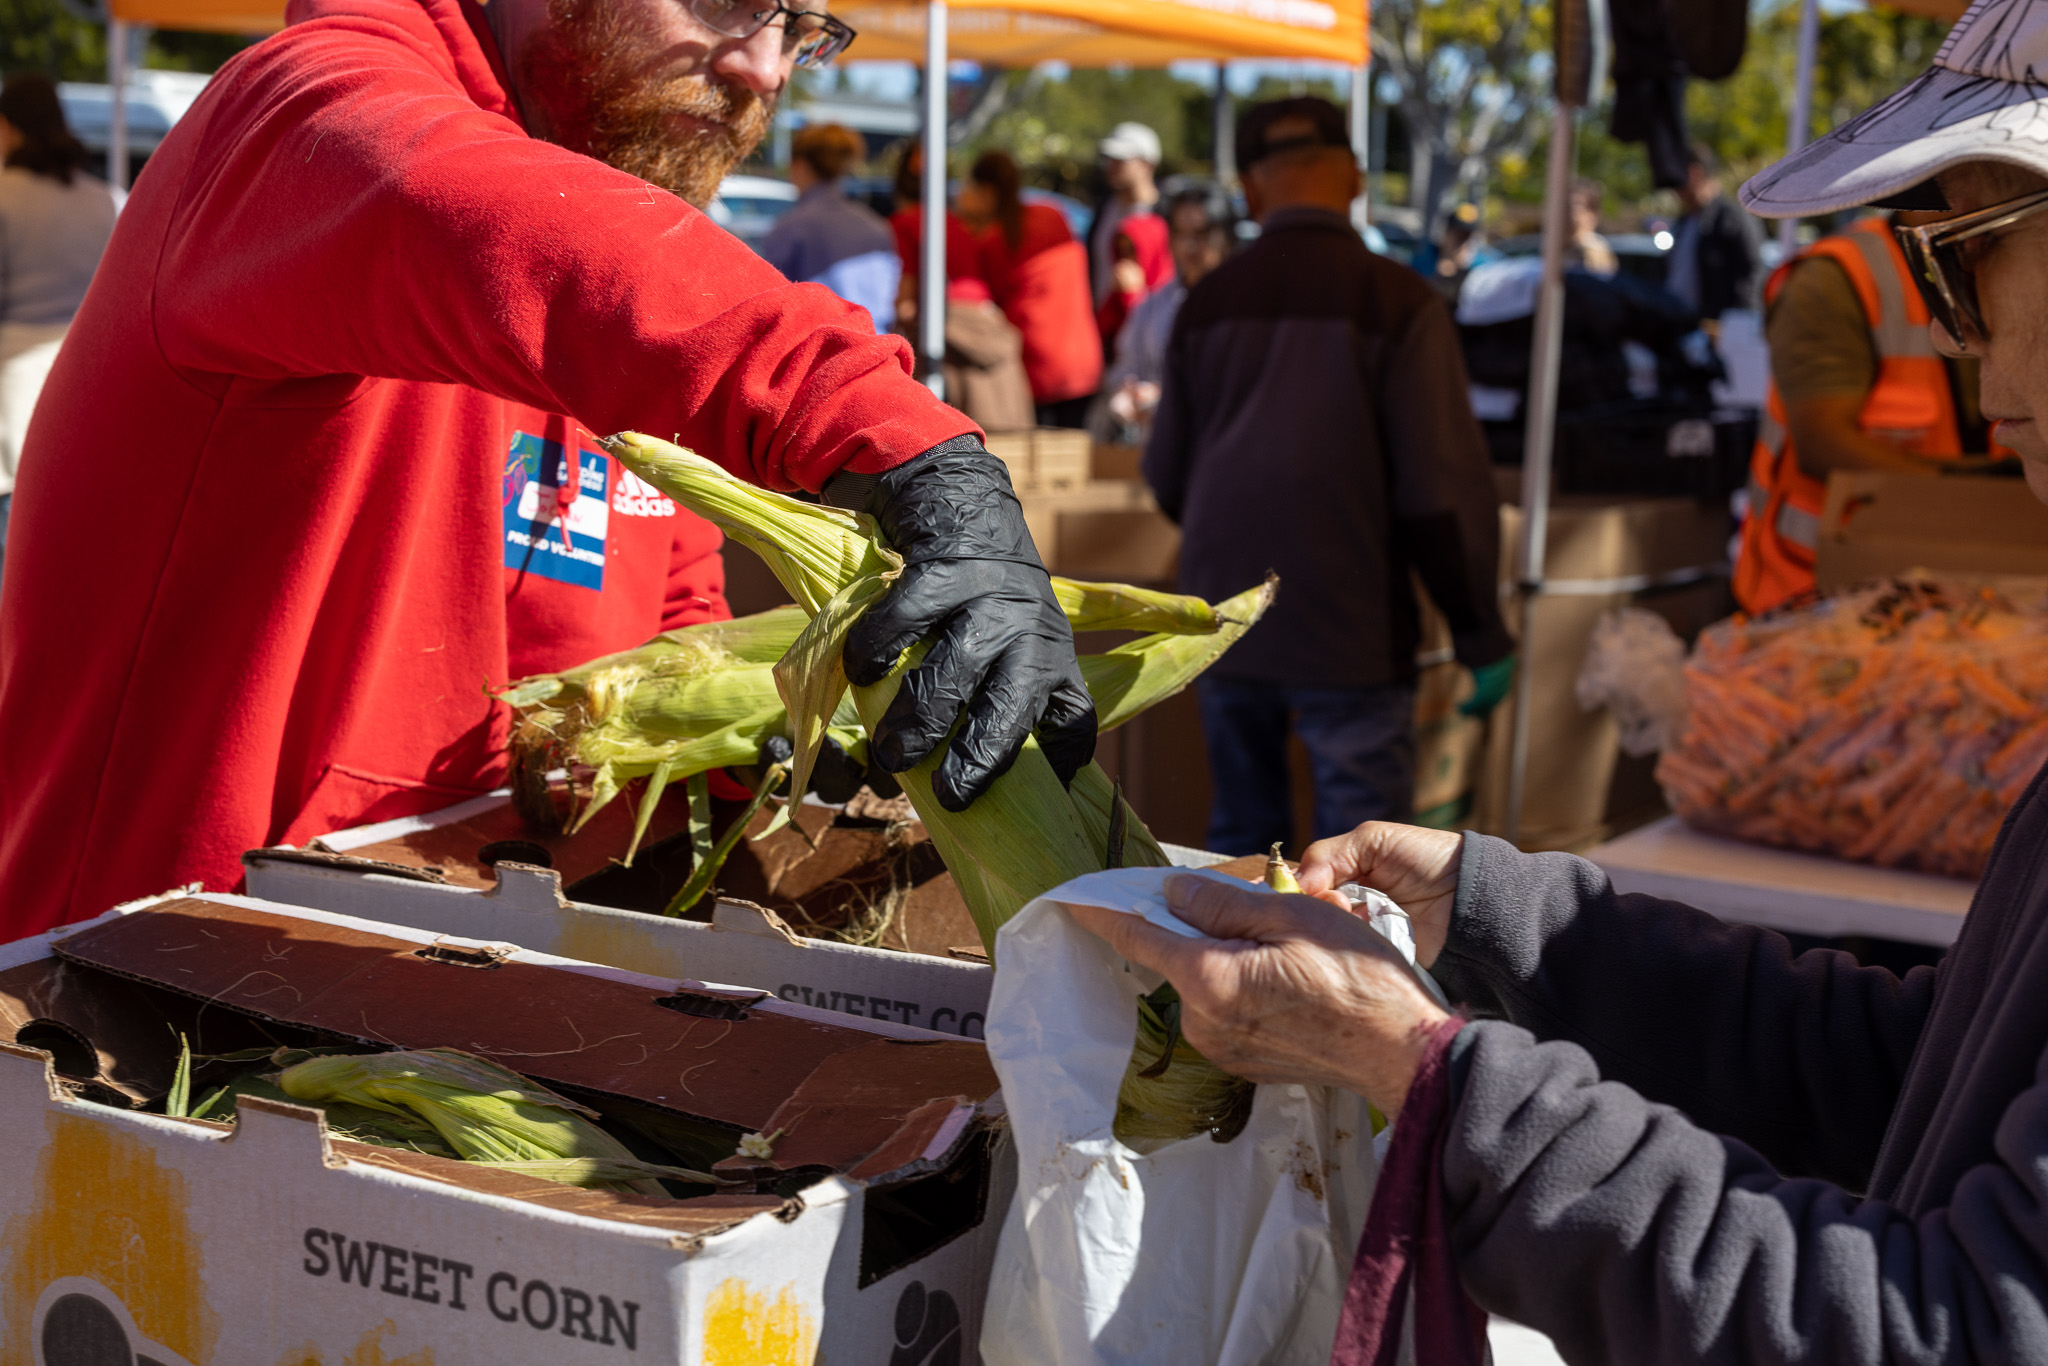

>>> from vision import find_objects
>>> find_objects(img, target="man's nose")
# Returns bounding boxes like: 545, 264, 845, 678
711, 25, 788, 97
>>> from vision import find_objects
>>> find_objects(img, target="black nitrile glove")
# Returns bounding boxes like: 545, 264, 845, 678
828, 439, 1097, 811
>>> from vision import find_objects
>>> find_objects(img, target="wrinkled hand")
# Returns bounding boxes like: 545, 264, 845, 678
1067, 873, 1451, 1117
1297, 824, 1464, 969
843, 444, 1097, 812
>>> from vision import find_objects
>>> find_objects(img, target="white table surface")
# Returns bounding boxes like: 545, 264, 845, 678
1586, 816, 1976, 946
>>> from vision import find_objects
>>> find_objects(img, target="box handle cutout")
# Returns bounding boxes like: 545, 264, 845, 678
479, 839, 553, 870
412, 942, 509, 970
653, 990, 765, 1022
14, 1019, 98, 1079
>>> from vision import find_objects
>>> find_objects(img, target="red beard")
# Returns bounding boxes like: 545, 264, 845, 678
518, 0, 776, 209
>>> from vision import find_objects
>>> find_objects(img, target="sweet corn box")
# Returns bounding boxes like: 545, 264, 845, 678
243, 794, 1237, 1036
243, 800, 1001, 1040
0, 892, 1008, 1365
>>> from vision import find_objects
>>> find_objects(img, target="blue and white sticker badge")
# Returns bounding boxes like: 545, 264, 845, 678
502, 430, 611, 590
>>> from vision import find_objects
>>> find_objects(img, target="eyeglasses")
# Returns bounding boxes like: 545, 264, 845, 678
1894, 187, 2048, 352
688, 0, 856, 66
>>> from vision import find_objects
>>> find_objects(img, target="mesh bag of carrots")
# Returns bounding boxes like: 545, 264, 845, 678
1655, 579, 2048, 879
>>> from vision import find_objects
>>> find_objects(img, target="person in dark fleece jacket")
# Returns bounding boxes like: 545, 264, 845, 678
1070, 5, 2048, 1357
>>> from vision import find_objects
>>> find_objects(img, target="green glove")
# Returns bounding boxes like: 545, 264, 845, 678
1459, 653, 1517, 718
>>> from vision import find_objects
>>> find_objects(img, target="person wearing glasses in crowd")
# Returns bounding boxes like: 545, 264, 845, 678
0, 0, 1100, 939
1097, 178, 1233, 444
1071, 1, 2048, 1356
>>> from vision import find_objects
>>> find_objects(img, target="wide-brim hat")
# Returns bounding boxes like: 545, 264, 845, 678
1741, 0, 2048, 218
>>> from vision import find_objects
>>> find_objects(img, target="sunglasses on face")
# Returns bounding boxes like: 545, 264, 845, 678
688, 0, 857, 66
1894, 187, 2048, 352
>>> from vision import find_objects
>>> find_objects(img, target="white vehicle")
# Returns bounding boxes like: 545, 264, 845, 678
57, 70, 212, 166
707, 174, 798, 250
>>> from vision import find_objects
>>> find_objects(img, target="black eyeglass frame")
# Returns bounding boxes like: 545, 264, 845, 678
689, 0, 856, 66
1894, 187, 2048, 353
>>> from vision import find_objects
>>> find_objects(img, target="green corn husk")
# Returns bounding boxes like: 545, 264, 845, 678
566, 434, 1271, 1143
278, 1048, 692, 1194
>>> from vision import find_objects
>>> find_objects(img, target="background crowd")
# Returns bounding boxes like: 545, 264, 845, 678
0, 36, 1998, 867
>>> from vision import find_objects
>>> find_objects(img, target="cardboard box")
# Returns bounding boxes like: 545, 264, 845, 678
299, 789, 984, 961
1817, 470, 2048, 590
0, 893, 1008, 1364
1017, 482, 1180, 581
985, 429, 1091, 493
245, 850, 1001, 1039
1090, 442, 1145, 482
1470, 497, 1735, 851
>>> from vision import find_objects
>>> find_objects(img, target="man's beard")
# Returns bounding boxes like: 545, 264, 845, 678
519, 0, 776, 209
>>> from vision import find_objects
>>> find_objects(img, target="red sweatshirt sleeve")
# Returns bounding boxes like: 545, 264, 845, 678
151, 6, 976, 491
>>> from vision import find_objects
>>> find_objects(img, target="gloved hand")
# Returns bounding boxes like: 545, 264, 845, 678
755, 735, 901, 804
830, 439, 1097, 811
1458, 653, 1517, 718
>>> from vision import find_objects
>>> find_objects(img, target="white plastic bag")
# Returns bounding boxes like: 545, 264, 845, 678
980, 866, 1414, 1366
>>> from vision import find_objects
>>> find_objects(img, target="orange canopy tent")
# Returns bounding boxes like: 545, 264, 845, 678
836, 0, 1365, 66
841, 0, 1367, 391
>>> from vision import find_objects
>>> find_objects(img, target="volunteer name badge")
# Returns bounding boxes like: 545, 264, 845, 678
503, 430, 609, 590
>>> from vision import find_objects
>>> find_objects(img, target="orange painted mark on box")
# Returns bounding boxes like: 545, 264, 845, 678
1, 1111, 220, 1364
702, 1276, 818, 1366
277, 1320, 435, 1366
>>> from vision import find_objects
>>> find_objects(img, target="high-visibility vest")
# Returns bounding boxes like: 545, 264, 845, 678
1732, 218, 1970, 615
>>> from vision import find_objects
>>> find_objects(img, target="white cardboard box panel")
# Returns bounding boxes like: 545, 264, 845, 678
243, 856, 999, 1041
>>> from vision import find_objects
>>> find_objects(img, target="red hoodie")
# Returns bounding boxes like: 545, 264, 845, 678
977, 204, 1103, 406
0, 0, 974, 937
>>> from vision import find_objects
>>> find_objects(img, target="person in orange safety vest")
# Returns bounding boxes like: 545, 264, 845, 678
1734, 214, 1995, 614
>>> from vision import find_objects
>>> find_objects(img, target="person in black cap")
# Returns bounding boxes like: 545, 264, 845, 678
1142, 95, 1513, 857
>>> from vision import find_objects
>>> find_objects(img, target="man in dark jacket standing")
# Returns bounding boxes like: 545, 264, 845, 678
1667, 144, 1761, 321
1144, 97, 1512, 856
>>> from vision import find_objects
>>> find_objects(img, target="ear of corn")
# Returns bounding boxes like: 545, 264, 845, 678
278, 1048, 673, 1195
1079, 577, 1276, 731
1052, 578, 1220, 634
542, 433, 1273, 1145
1265, 844, 1301, 893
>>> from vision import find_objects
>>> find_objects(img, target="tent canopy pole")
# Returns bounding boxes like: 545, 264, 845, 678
1780, 0, 1822, 258
108, 17, 131, 190
919, 1, 949, 400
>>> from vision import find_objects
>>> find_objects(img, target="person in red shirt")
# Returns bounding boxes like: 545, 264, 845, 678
1093, 212, 1173, 363
0, 0, 1097, 939
888, 140, 984, 335
963, 149, 1103, 428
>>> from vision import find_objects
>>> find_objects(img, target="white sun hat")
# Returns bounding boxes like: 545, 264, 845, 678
1741, 0, 2048, 219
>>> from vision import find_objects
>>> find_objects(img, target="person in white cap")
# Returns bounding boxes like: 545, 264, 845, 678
1090, 121, 1163, 310
1063, 1, 2048, 1356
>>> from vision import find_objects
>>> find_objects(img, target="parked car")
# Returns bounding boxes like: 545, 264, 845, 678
708, 175, 798, 250
1492, 230, 1674, 291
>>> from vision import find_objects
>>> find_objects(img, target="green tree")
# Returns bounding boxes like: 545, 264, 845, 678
1510, 1, 1949, 225
0, 0, 252, 81
1371, 0, 1553, 233
955, 65, 1216, 195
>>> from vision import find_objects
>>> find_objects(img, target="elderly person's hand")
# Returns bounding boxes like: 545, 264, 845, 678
1066, 873, 1451, 1117
1297, 822, 1464, 968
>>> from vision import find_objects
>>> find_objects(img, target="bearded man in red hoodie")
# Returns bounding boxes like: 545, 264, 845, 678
0, 0, 1096, 937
